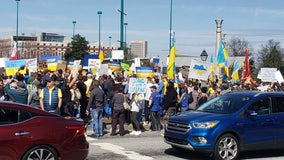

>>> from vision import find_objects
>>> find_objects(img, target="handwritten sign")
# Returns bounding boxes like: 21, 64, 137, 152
128, 78, 147, 93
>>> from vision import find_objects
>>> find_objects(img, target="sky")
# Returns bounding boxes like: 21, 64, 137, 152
1, 0, 284, 58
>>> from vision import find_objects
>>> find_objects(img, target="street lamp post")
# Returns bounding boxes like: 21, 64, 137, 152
72, 20, 76, 38
200, 50, 208, 61
97, 11, 102, 53
16, 0, 20, 52
108, 36, 112, 49
124, 22, 128, 48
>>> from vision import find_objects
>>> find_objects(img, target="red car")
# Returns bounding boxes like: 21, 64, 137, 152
0, 101, 89, 160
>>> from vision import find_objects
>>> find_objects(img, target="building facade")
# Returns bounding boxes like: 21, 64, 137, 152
130, 40, 148, 58
0, 33, 114, 60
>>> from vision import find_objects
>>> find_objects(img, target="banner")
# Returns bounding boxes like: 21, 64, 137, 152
108, 61, 121, 72
5, 59, 25, 76
136, 66, 155, 78
188, 59, 211, 81
83, 54, 98, 68
128, 78, 147, 93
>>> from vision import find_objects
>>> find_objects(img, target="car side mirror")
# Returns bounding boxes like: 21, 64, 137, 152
247, 109, 258, 116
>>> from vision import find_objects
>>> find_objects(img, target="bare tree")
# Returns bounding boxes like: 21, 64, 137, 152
227, 37, 252, 56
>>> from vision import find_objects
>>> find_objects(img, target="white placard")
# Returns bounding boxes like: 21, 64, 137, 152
274, 70, 284, 83
188, 59, 211, 81
112, 50, 124, 60
261, 68, 277, 82
71, 60, 81, 76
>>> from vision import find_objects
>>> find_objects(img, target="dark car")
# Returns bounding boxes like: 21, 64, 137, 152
164, 91, 284, 160
0, 101, 89, 160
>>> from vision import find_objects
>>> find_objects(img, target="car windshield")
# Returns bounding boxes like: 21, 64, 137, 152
196, 94, 251, 114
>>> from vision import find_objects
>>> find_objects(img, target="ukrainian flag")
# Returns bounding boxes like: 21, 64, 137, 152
209, 55, 215, 82
217, 40, 229, 67
167, 33, 176, 79
231, 62, 240, 82
99, 48, 104, 63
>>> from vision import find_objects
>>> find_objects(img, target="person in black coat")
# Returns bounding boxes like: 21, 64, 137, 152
163, 82, 178, 112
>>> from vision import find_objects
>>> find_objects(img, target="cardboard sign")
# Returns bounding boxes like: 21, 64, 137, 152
56, 60, 67, 72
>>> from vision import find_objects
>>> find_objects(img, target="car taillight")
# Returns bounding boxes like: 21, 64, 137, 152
66, 125, 85, 137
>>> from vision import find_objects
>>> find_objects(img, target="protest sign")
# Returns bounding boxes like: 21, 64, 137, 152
128, 78, 147, 93
188, 59, 210, 81
261, 68, 277, 82
136, 66, 155, 78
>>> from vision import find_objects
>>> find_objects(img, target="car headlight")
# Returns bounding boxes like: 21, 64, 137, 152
192, 120, 220, 129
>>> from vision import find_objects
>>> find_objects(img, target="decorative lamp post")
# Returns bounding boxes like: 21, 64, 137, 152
97, 11, 102, 53
200, 50, 208, 61
72, 20, 76, 38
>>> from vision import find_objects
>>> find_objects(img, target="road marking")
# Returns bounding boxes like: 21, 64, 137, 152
91, 142, 153, 160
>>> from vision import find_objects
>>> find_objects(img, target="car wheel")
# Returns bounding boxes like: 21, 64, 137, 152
214, 134, 239, 160
22, 145, 58, 160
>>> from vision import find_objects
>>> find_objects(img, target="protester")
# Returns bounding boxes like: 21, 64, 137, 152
60, 73, 78, 118
178, 86, 189, 112
86, 80, 106, 137
144, 77, 154, 126
0, 78, 8, 101
5, 79, 28, 104
39, 76, 62, 115
149, 85, 162, 131
110, 87, 125, 136
129, 92, 143, 136
70, 80, 82, 118
28, 79, 42, 109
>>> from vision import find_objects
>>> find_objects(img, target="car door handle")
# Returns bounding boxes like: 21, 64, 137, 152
15, 131, 30, 136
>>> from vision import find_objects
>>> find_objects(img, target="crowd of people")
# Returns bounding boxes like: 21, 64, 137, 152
1, 67, 283, 138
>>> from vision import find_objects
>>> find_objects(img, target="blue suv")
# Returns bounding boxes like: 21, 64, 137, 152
164, 91, 284, 160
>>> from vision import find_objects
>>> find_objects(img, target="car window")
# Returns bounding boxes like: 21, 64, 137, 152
248, 98, 271, 115
272, 97, 284, 113
0, 108, 33, 125
197, 94, 251, 114
0, 108, 18, 125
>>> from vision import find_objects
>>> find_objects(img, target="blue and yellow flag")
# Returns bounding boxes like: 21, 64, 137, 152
109, 51, 113, 61
217, 40, 229, 67
231, 62, 240, 82
224, 60, 229, 77
209, 55, 215, 82
99, 48, 104, 63
167, 33, 176, 79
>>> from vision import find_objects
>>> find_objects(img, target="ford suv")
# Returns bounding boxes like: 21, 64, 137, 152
164, 91, 284, 160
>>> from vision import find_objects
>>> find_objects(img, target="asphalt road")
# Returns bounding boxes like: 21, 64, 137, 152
85, 123, 284, 160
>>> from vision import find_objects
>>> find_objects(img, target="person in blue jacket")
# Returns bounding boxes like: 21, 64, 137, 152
148, 85, 162, 131
178, 86, 189, 112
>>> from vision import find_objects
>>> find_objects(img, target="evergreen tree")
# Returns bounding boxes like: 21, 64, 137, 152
64, 34, 90, 61
258, 40, 283, 70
